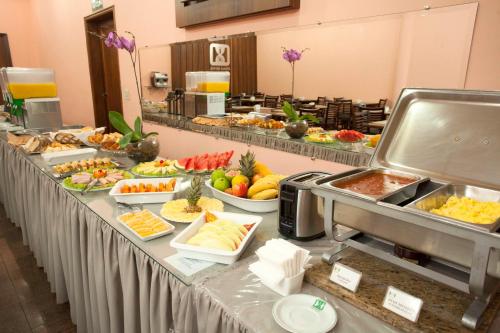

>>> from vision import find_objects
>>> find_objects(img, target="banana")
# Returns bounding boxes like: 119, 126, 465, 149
247, 181, 278, 198
251, 189, 279, 200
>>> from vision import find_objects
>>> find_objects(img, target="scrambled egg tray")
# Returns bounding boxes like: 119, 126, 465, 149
431, 196, 500, 225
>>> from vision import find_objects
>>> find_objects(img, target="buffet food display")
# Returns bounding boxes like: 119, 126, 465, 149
205, 151, 286, 212
63, 169, 133, 192
118, 209, 175, 241
311, 88, 500, 330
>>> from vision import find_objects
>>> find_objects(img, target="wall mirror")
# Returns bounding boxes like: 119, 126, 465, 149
138, 3, 477, 164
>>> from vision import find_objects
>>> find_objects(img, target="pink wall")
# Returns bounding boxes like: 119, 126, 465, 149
4, 0, 500, 173
0, 0, 39, 67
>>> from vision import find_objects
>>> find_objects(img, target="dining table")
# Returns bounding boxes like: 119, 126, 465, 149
240, 97, 265, 106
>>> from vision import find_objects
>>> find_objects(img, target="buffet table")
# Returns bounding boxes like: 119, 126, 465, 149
0, 133, 411, 333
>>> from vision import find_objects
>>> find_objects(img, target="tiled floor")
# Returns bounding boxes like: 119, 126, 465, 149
0, 204, 76, 333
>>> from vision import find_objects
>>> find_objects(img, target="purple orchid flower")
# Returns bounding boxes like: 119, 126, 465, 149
104, 31, 117, 48
282, 47, 307, 63
120, 36, 135, 53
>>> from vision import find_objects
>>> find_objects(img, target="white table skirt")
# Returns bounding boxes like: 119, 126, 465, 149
0, 141, 196, 333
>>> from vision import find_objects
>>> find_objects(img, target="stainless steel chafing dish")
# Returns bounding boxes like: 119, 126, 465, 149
311, 88, 500, 330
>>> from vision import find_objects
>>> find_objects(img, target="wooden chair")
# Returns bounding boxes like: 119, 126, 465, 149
322, 102, 340, 130
358, 105, 385, 133
333, 97, 345, 102
264, 95, 279, 108
352, 109, 368, 133
316, 96, 327, 106
337, 100, 353, 129
279, 94, 293, 108
253, 92, 265, 98
366, 99, 387, 108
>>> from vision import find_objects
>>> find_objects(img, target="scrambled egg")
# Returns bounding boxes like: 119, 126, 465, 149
431, 196, 500, 224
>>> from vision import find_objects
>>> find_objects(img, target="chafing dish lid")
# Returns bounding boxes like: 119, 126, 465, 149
370, 88, 500, 190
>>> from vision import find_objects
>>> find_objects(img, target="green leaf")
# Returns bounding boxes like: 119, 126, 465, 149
143, 132, 159, 138
282, 101, 299, 122
109, 111, 133, 135
299, 114, 320, 124
134, 116, 142, 135
119, 132, 133, 149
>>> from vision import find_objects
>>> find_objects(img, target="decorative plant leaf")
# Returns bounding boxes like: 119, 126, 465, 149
143, 132, 159, 138
282, 101, 299, 122
134, 116, 142, 138
119, 132, 133, 148
299, 114, 320, 124
109, 111, 133, 135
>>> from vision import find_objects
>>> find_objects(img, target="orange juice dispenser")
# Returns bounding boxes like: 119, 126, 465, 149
1, 67, 62, 129
184, 71, 229, 118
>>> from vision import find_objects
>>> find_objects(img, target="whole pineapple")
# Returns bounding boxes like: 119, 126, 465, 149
184, 176, 202, 213
239, 150, 255, 179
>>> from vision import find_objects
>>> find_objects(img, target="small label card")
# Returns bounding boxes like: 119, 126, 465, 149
329, 262, 362, 292
164, 253, 215, 277
383, 286, 423, 322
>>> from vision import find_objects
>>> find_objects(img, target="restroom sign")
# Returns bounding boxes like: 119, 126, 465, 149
210, 43, 230, 66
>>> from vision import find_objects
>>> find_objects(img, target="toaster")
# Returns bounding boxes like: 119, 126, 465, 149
278, 172, 331, 241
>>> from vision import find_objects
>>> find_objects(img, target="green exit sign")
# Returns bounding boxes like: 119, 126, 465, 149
91, 0, 103, 11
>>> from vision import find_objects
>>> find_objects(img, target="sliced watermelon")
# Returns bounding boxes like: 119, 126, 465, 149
195, 159, 209, 173
176, 157, 190, 170
185, 158, 195, 172
216, 154, 227, 168
207, 156, 218, 171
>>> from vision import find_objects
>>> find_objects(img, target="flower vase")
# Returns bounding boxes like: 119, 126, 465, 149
126, 135, 160, 163
285, 120, 308, 139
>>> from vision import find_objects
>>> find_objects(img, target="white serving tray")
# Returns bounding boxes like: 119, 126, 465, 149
109, 177, 189, 204
205, 180, 279, 213
170, 211, 262, 264
41, 148, 97, 165
117, 210, 175, 241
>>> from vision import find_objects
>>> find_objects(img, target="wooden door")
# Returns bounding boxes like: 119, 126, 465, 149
84, 7, 123, 131
0, 33, 13, 105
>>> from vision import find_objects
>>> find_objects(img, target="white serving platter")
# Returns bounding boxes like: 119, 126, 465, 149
117, 210, 175, 241
205, 180, 279, 213
170, 211, 262, 264
109, 177, 189, 204
41, 148, 97, 165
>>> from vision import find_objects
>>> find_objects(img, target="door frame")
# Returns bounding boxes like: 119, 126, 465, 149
84, 6, 123, 128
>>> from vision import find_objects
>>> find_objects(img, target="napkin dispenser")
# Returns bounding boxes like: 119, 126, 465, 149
278, 172, 331, 241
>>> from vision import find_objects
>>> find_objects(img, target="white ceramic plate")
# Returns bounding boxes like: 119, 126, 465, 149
272, 294, 337, 333
117, 210, 175, 241
109, 177, 189, 204
205, 180, 279, 213
170, 211, 262, 264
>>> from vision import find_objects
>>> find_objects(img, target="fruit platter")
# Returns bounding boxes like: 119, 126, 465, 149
62, 169, 133, 192
131, 159, 179, 177
363, 134, 381, 153
170, 210, 262, 264
175, 150, 234, 174
304, 132, 335, 144
160, 176, 224, 223
109, 178, 189, 204
51, 157, 119, 177
335, 129, 364, 143
117, 209, 175, 241
205, 151, 286, 213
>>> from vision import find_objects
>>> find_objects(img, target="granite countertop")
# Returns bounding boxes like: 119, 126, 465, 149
143, 112, 372, 167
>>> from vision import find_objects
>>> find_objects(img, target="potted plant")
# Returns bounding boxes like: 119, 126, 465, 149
108, 111, 159, 162
282, 101, 319, 139
280, 47, 318, 138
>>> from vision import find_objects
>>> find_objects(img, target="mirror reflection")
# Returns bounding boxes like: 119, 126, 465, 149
140, 4, 476, 144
